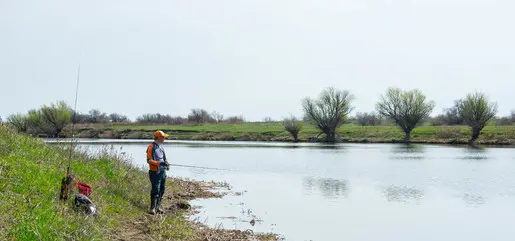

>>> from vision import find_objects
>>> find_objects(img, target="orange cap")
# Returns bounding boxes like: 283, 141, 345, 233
154, 130, 169, 138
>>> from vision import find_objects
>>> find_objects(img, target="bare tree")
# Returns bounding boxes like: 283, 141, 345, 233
109, 113, 130, 123
136, 113, 174, 124
441, 99, 465, 125
496, 117, 512, 126
511, 110, 515, 123
72, 111, 89, 124
459, 92, 498, 145
263, 117, 273, 122
355, 112, 382, 126
170, 116, 185, 125
88, 109, 108, 123
211, 111, 224, 123
376, 87, 435, 143
226, 115, 245, 124
302, 87, 354, 142
282, 116, 303, 142
188, 109, 211, 125
7, 113, 29, 132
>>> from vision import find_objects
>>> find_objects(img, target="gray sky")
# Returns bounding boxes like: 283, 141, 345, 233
1, 0, 514, 121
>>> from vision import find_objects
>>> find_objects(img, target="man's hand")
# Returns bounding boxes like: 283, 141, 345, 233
161, 161, 170, 170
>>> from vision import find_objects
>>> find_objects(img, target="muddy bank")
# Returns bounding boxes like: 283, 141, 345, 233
112, 177, 281, 241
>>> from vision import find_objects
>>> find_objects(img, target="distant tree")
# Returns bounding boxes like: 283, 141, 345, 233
211, 111, 224, 123
72, 111, 89, 124
282, 116, 303, 142
7, 113, 29, 132
511, 110, 515, 123
459, 92, 498, 145
136, 113, 174, 124
225, 115, 245, 124
88, 109, 108, 123
496, 117, 512, 126
376, 87, 435, 143
355, 112, 382, 126
188, 109, 211, 125
263, 117, 273, 122
441, 100, 465, 125
170, 116, 185, 125
109, 113, 130, 123
429, 115, 445, 126
302, 87, 354, 142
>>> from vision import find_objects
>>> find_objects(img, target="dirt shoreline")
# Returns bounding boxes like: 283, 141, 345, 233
113, 177, 281, 241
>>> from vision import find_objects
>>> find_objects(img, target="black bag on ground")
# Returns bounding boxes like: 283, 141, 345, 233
74, 193, 98, 216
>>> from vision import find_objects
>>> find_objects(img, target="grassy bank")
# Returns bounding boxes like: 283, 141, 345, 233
0, 124, 279, 240
62, 122, 515, 145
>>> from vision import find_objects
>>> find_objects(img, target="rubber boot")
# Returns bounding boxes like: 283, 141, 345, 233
156, 197, 165, 214
149, 196, 157, 215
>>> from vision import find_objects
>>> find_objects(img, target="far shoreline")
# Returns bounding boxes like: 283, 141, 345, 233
46, 131, 515, 148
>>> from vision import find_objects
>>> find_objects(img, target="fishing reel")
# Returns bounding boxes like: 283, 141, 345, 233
161, 161, 170, 171
59, 174, 75, 200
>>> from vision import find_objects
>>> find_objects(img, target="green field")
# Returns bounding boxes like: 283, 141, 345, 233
90, 122, 515, 145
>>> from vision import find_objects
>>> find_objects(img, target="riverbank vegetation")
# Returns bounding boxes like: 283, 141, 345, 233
3, 87, 514, 145
0, 124, 279, 240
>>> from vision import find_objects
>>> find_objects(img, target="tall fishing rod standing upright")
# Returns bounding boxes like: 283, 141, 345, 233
59, 49, 82, 201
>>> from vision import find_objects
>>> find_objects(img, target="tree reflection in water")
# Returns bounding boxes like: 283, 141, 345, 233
383, 185, 424, 203
303, 177, 348, 198
389, 144, 426, 160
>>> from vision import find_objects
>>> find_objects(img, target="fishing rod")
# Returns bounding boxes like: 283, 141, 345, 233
67, 57, 81, 174
59, 46, 82, 200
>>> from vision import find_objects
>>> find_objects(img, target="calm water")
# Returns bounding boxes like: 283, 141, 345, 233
71, 139, 515, 241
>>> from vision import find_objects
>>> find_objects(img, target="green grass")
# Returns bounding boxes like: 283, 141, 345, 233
110, 122, 310, 133
0, 124, 199, 240
103, 122, 515, 144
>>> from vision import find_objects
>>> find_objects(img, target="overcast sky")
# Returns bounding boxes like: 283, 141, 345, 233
1, 0, 514, 121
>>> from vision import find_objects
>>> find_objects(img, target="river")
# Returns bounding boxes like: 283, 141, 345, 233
69, 139, 515, 241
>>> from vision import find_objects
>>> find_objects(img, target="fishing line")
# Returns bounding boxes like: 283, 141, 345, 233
169, 163, 232, 171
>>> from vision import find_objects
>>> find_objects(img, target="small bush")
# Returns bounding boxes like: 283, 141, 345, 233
282, 116, 303, 141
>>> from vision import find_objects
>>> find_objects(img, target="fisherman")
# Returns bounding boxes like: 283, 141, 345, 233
147, 130, 170, 214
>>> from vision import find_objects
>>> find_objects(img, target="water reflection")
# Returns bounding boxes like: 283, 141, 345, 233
459, 147, 489, 161
383, 185, 424, 203
303, 177, 348, 198
462, 194, 486, 207
389, 144, 426, 160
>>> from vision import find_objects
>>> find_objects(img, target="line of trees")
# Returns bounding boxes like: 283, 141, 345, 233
4, 87, 513, 145
5, 104, 246, 137
294, 86, 503, 145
